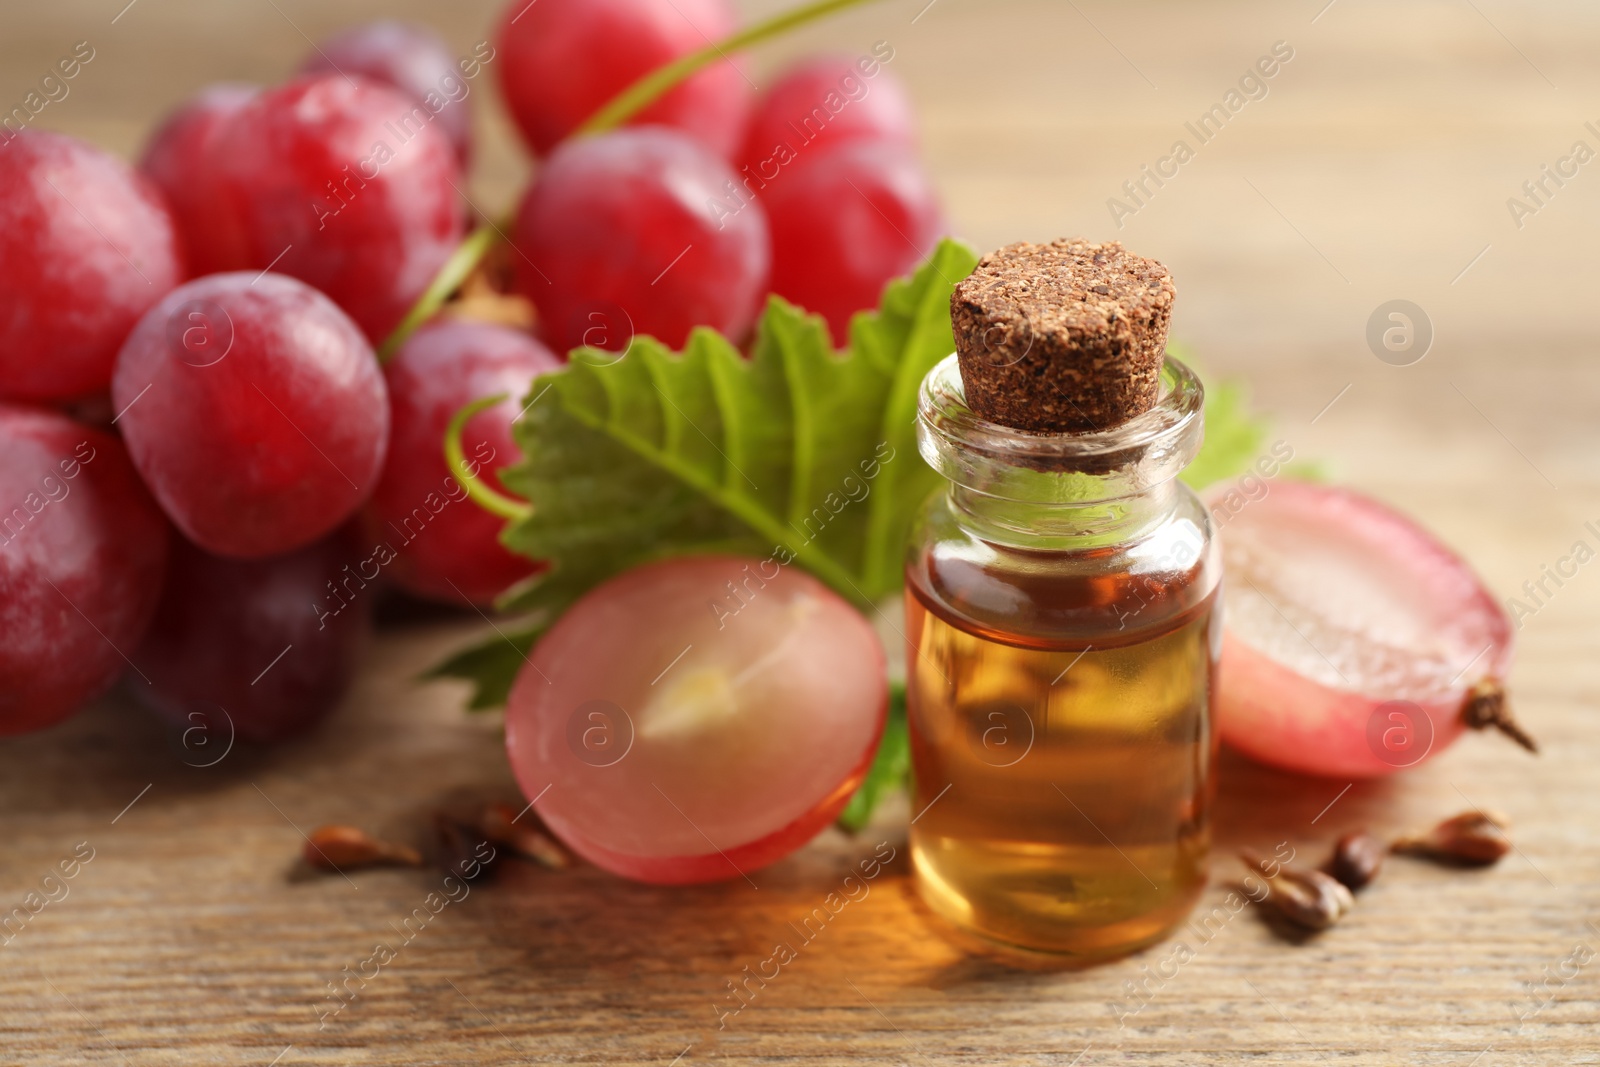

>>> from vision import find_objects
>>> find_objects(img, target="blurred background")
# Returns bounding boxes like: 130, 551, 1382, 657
7, 0, 1597, 559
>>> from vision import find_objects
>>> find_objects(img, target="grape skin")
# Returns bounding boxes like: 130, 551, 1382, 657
494, 0, 751, 159
138, 83, 258, 277
135, 531, 369, 744
208, 74, 466, 343
739, 52, 917, 176
760, 140, 943, 346
510, 127, 771, 354
112, 272, 389, 560
366, 320, 561, 606
0, 131, 185, 402
299, 20, 476, 166
0, 406, 168, 736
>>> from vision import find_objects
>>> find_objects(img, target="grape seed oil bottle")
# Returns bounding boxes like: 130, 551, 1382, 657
905, 239, 1221, 961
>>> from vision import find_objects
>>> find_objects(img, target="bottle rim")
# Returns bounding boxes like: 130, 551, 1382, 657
916, 353, 1205, 501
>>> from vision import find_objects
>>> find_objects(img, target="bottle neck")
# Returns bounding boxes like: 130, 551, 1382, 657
916, 353, 1206, 552
948, 479, 1181, 550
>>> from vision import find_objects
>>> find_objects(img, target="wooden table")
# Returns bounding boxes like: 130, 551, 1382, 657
4, 0, 1598, 1062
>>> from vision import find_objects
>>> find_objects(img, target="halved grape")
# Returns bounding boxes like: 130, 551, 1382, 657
1213, 480, 1516, 778
299, 21, 474, 166
366, 320, 560, 605
0, 406, 168, 735
505, 556, 886, 884
134, 530, 368, 744
761, 140, 943, 346
739, 53, 917, 175
0, 131, 185, 402
138, 83, 258, 276
208, 74, 466, 342
111, 272, 389, 559
510, 127, 770, 353
494, 0, 750, 158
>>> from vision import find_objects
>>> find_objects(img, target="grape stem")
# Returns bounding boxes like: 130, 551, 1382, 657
577, 0, 887, 137
1461, 680, 1538, 753
376, 0, 889, 359
377, 223, 499, 363
444, 395, 535, 522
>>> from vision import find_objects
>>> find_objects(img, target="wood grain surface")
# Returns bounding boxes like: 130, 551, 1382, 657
3, 0, 1598, 1063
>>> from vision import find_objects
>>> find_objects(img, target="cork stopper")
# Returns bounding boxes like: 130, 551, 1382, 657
951, 238, 1176, 433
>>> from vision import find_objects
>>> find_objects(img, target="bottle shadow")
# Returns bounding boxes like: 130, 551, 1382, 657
1, 691, 1409, 1018
466, 745, 1408, 1003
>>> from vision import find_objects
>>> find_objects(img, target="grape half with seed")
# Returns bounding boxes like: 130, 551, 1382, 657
1213, 480, 1520, 777
505, 556, 887, 884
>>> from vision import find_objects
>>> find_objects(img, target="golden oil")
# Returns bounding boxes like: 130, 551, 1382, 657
906, 577, 1215, 959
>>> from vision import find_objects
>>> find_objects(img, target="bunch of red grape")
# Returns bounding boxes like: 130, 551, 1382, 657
0, 0, 941, 743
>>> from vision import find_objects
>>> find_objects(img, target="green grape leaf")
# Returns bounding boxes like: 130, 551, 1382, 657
1163, 341, 1273, 492
1180, 376, 1268, 491
495, 237, 980, 618
424, 618, 547, 710
836, 682, 908, 833
433, 238, 979, 709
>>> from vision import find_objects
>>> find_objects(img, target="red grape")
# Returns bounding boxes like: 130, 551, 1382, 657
740, 52, 916, 174
0, 131, 185, 402
1212, 480, 1514, 777
505, 556, 886, 884
510, 127, 770, 353
494, 0, 750, 159
299, 21, 475, 166
135, 531, 368, 745
138, 83, 258, 276
209, 74, 466, 342
0, 405, 168, 735
761, 140, 943, 345
111, 272, 389, 559
366, 320, 560, 606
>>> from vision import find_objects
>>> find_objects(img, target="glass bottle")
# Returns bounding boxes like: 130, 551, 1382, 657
904, 352, 1221, 962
